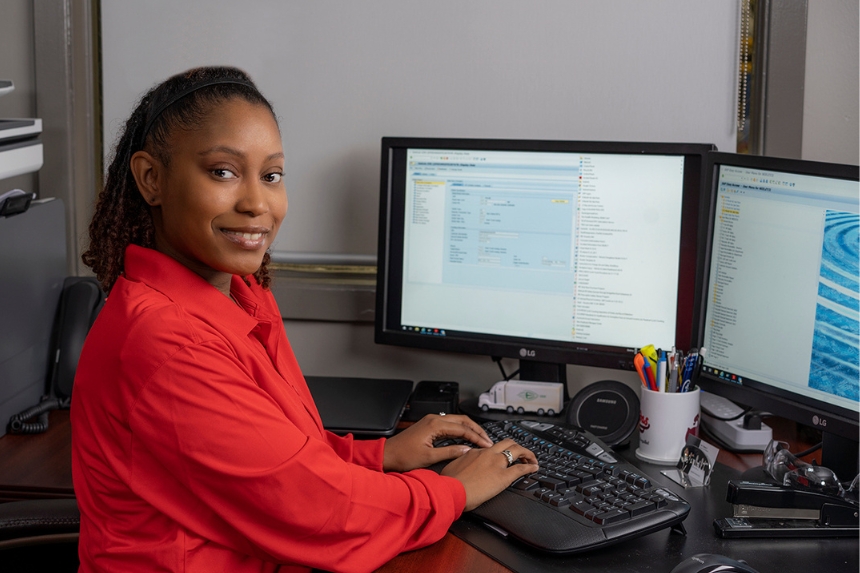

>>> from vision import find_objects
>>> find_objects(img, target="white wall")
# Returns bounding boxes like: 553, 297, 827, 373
802, 0, 859, 164
101, 1, 740, 258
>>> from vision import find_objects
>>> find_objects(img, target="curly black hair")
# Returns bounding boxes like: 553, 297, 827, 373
82, 66, 278, 293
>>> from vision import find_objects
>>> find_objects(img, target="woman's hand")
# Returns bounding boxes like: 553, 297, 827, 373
382, 414, 493, 472
441, 439, 539, 511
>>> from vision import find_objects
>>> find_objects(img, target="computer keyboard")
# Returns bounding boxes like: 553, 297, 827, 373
433, 419, 691, 554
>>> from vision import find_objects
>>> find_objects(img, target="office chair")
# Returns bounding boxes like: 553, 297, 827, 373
0, 498, 80, 571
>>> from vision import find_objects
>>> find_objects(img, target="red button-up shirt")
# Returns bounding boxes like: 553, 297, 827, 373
71, 245, 465, 572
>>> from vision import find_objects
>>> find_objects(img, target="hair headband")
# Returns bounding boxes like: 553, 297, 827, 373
139, 77, 257, 147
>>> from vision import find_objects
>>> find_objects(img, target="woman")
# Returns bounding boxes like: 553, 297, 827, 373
72, 66, 537, 572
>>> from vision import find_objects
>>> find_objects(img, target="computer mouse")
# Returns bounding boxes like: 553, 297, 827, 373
670, 553, 760, 573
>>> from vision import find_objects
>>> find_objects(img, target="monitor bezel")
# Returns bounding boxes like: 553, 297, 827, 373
694, 151, 860, 441
375, 137, 716, 375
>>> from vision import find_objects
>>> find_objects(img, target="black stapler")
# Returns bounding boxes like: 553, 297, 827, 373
713, 479, 859, 538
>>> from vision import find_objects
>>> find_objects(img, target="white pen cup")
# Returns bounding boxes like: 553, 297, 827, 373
635, 386, 701, 465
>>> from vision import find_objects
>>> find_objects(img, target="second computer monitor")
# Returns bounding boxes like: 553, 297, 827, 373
376, 138, 715, 380
696, 152, 859, 476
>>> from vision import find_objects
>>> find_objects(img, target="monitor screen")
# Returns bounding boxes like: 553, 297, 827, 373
376, 138, 714, 383
695, 152, 859, 473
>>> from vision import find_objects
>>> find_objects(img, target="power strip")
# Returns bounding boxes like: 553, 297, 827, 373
700, 391, 772, 452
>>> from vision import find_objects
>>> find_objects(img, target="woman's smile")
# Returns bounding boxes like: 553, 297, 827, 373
220, 227, 270, 249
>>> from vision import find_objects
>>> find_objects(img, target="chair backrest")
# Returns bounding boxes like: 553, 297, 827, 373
0, 498, 80, 548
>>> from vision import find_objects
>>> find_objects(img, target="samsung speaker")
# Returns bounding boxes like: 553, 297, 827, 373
565, 380, 639, 446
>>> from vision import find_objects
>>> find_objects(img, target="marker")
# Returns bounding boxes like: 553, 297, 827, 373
642, 355, 655, 391
634, 353, 648, 388
640, 344, 659, 383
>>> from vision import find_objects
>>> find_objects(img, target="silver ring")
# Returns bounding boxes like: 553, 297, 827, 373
438, 412, 446, 416
501, 449, 514, 467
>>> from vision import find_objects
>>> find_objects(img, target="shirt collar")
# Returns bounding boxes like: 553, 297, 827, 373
122, 244, 279, 336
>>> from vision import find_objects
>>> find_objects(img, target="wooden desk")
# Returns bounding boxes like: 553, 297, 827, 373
0, 410, 74, 501
0, 411, 833, 573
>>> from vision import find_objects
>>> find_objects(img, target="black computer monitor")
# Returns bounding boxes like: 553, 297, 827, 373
695, 152, 859, 479
375, 137, 715, 389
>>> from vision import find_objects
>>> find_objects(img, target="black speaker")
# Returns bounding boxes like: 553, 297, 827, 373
565, 380, 639, 447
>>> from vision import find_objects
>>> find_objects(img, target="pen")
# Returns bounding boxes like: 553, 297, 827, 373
656, 350, 667, 392
668, 350, 679, 392
681, 349, 699, 392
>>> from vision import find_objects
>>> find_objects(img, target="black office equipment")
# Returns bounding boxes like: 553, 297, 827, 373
433, 419, 691, 554
402, 380, 459, 421
669, 553, 760, 573
695, 153, 860, 480
304, 376, 412, 437
375, 138, 714, 392
714, 479, 859, 538
564, 380, 639, 447
8, 277, 104, 434
48, 277, 104, 400
0, 190, 35, 217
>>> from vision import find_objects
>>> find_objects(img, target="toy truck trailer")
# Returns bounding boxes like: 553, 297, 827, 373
478, 380, 564, 416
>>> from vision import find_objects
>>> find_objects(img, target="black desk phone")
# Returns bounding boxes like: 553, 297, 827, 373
8, 277, 104, 434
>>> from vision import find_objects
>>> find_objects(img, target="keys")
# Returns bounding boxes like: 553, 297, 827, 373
513, 477, 540, 491
489, 421, 677, 527
593, 508, 630, 525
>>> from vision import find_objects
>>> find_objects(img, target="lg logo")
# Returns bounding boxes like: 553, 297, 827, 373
812, 415, 827, 427
519, 348, 536, 358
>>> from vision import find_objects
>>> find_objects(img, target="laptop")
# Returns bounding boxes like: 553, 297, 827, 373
305, 376, 413, 437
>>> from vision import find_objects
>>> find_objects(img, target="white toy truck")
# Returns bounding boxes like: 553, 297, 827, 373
478, 380, 564, 416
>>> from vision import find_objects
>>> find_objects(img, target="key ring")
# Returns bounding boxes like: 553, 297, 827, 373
501, 449, 514, 467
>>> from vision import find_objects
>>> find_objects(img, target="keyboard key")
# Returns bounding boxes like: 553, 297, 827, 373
634, 476, 652, 489
533, 487, 552, 498
570, 500, 593, 516
627, 500, 656, 517
513, 477, 540, 491
593, 508, 630, 525
578, 481, 606, 496
537, 477, 565, 491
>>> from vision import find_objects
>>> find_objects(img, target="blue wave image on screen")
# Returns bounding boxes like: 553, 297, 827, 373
809, 211, 859, 402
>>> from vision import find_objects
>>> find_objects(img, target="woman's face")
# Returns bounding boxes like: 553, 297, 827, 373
145, 98, 286, 293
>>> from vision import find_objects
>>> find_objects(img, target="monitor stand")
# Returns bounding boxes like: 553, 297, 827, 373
518, 359, 569, 402
821, 432, 859, 483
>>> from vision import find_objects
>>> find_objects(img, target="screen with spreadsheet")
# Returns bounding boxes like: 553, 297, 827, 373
376, 138, 714, 377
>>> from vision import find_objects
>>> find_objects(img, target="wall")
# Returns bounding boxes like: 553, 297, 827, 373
100, 1, 740, 258
802, 0, 859, 164
0, 0, 38, 198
